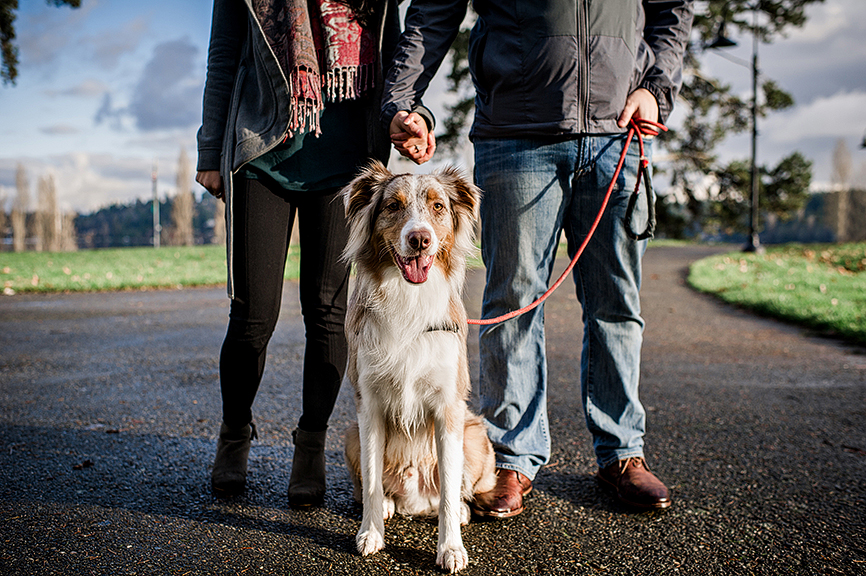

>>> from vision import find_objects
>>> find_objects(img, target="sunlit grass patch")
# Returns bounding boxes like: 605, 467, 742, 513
0, 245, 301, 294
689, 243, 866, 345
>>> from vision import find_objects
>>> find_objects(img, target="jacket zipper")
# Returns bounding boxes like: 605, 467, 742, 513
578, 0, 589, 133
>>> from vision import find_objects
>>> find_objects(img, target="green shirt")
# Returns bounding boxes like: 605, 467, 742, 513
242, 97, 369, 192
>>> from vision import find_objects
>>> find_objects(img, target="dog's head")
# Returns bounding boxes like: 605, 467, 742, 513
341, 160, 480, 284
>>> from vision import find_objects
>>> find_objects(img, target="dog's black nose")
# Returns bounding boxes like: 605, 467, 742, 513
408, 230, 431, 251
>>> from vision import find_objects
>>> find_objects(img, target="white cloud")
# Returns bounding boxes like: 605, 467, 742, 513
762, 90, 866, 143
786, 0, 861, 43
0, 154, 141, 212
0, 150, 195, 213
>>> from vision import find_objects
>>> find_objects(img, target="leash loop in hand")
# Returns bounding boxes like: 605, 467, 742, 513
624, 157, 656, 241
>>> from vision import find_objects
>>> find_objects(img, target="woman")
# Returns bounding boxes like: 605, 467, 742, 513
195, 0, 432, 505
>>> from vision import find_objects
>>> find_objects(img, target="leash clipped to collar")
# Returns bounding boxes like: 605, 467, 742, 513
467, 117, 667, 327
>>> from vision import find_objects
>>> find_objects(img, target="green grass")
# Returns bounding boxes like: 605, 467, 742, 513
5, 242, 865, 347
0, 238, 683, 295
688, 243, 866, 345
1, 245, 300, 294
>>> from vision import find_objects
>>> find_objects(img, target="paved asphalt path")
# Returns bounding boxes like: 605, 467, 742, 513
1, 245, 864, 575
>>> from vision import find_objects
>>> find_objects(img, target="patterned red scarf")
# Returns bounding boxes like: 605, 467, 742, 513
254, 0, 377, 137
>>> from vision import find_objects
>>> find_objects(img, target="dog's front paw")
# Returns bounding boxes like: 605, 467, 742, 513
356, 528, 385, 557
437, 545, 468, 573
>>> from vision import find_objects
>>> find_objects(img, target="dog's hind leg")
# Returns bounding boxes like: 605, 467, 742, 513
356, 403, 387, 557
434, 407, 469, 573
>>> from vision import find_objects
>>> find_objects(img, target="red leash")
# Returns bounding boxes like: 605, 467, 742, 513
467, 117, 667, 326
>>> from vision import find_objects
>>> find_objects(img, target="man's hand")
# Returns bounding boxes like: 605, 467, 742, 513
196, 170, 225, 202
390, 111, 436, 165
617, 88, 659, 128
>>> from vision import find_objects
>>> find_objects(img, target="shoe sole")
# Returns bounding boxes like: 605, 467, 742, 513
470, 484, 533, 519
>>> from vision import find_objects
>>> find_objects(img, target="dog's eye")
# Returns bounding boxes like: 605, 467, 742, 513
385, 201, 401, 212
432, 202, 445, 213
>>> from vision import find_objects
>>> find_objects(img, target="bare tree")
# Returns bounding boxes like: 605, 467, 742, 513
60, 211, 78, 252
33, 188, 44, 252
37, 173, 61, 252
169, 148, 195, 246
830, 138, 852, 190
212, 197, 226, 245
11, 163, 28, 252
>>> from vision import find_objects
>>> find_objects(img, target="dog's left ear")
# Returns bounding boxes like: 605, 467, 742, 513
437, 166, 481, 228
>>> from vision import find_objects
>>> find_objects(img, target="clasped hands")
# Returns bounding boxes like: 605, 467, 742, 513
390, 110, 436, 165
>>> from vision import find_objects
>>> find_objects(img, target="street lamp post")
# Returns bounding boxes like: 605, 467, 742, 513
707, 6, 763, 253
152, 161, 161, 249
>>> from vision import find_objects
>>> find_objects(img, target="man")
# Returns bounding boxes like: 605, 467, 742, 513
384, 0, 694, 515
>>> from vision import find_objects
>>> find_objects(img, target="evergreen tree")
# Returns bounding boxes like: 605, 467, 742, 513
1, 0, 81, 85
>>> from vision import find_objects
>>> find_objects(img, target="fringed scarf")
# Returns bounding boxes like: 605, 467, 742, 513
254, 0, 377, 137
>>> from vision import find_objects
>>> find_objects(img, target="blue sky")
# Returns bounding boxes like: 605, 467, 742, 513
0, 0, 865, 213
0, 0, 212, 212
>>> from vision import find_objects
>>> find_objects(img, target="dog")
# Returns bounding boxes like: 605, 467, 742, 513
341, 160, 496, 573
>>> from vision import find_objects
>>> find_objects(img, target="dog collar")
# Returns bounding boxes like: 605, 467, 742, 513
426, 322, 461, 334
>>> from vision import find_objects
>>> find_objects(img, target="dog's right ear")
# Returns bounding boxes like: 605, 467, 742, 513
341, 160, 393, 263
342, 159, 392, 220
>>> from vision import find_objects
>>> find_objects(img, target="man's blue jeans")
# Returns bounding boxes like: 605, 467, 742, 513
474, 134, 651, 479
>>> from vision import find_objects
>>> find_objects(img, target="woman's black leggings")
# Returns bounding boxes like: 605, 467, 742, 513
219, 174, 349, 432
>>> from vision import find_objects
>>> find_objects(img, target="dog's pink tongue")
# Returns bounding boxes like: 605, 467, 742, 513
398, 254, 434, 284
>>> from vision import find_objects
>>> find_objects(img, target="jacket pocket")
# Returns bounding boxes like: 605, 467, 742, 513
519, 35, 578, 125
587, 34, 634, 125
226, 63, 248, 150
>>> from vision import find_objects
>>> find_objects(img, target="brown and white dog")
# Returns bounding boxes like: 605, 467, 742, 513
341, 161, 496, 573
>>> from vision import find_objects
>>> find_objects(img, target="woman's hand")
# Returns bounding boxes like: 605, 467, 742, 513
196, 170, 225, 201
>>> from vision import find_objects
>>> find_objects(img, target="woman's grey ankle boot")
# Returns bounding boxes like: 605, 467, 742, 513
288, 428, 327, 508
211, 422, 256, 497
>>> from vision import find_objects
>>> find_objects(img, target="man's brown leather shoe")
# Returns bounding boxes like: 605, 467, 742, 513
598, 457, 671, 510
470, 469, 533, 519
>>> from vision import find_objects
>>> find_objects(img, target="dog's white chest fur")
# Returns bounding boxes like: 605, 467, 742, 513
354, 268, 462, 428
